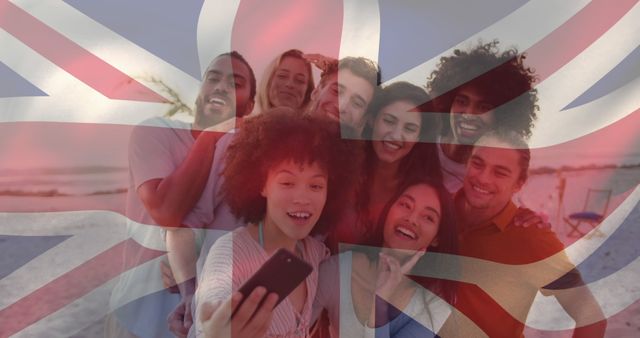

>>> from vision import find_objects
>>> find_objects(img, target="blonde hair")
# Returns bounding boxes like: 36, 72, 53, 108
256, 49, 315, 114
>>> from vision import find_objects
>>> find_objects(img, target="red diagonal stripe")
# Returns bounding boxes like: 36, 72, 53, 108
426, 0, 638, 110
0, 1, 167, 103
230, 0, 343, 77
0, 239, 164, 337
526, 0, 639, 83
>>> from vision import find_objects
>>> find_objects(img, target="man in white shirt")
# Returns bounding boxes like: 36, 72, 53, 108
107, 51, 256, 338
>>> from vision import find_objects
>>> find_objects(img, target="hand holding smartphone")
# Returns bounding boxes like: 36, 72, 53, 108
199, 288, 278, 338
199, 249, 312, 338
233, 248, 313, 317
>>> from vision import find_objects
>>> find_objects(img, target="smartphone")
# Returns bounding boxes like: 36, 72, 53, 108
233, 248, 312, 316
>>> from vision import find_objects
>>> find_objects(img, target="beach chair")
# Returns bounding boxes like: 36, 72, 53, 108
564, 188, 611, 238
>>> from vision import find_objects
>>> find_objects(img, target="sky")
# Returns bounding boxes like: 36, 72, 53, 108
1, 0, 638, 169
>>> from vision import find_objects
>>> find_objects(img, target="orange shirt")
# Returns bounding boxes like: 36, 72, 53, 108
455, 194, 575, 338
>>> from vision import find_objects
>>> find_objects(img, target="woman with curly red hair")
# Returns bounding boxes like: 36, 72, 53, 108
193, 108, 362, 337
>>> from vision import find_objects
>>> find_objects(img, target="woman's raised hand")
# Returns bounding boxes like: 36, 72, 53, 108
303, 53, 337, 73
375, 250, 424, 300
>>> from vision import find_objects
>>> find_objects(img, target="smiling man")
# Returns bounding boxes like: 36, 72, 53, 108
107, 51, 256, 338
451, 131, 606, 337
426, 41, 538, 193
194, 52, 256, 129
306, 56, 379, 137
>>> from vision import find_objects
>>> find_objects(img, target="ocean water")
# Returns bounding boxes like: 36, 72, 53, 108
0, 168, 128, 196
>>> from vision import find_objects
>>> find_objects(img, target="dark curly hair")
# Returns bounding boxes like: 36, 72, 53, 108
357, 82, 443, 223
425, 40, 539, 139
221, 108, 363, 235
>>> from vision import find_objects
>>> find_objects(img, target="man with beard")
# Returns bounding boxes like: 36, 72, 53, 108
426, 41, 538, 193
107, 51, 256, 338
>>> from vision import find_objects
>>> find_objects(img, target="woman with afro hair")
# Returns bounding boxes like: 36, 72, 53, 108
194, 108, 363, 338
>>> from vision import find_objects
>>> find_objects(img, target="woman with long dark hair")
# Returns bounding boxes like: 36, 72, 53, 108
328, 82, 442, 252
314, 178, 457, 337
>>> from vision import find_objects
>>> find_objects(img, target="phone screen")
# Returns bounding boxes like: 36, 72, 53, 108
233, 248, 313, 316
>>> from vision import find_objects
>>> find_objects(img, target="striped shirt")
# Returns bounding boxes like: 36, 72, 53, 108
194, 226, 329, 337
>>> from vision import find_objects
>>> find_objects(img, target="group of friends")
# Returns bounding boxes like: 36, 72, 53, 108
106, 41, 608, 338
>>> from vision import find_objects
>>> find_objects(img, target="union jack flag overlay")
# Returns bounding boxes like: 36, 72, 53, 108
1, 0, 639, 337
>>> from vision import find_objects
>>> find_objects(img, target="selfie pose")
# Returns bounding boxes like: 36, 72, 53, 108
193, 109, 361, 337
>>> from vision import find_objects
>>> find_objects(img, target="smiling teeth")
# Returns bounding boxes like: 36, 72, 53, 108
288, 212, 311, 219
472, 185, 490, 194
383, 141, 401, 150
326, 111, 340, 121
459, 122, 478, 130
327, 109, 339, 118
396, 226, 416, 239
208, 98, 226, 105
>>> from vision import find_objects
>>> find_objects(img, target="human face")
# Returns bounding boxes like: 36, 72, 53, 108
310, 69, 374, 134
261, 160, 328, 242
268, 57, 310, 109
463, 140, 524, 218
372, 100, 421, 164
383, 184, 441, 252
449, 86, 496, 145
195, 56, 254, 128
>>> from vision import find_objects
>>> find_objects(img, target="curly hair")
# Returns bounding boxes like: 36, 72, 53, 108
221, 108, 363, 235
426, 40, 539, 139
257, 49, 315, 113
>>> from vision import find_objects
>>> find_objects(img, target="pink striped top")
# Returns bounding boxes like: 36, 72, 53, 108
194, 226, 328, 337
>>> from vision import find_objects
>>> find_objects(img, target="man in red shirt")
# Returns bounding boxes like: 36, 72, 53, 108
452, 131, 606, 337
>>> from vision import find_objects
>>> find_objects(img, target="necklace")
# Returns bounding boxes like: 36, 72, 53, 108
258, 221, 303, 254
258, 221, 265, 248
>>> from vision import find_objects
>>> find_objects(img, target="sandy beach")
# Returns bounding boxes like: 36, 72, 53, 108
1, 167, 638, 337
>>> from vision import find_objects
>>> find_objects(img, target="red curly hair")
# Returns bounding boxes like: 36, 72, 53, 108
221, 108, 363, 235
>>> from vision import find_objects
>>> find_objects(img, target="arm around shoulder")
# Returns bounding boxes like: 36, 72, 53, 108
130, 121, 223, 228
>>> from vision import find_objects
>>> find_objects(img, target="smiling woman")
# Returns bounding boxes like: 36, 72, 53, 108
194, 108, 362, 337
327, 82, 442, 251
313, 178, 458, 338
256, 49, 315, 114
